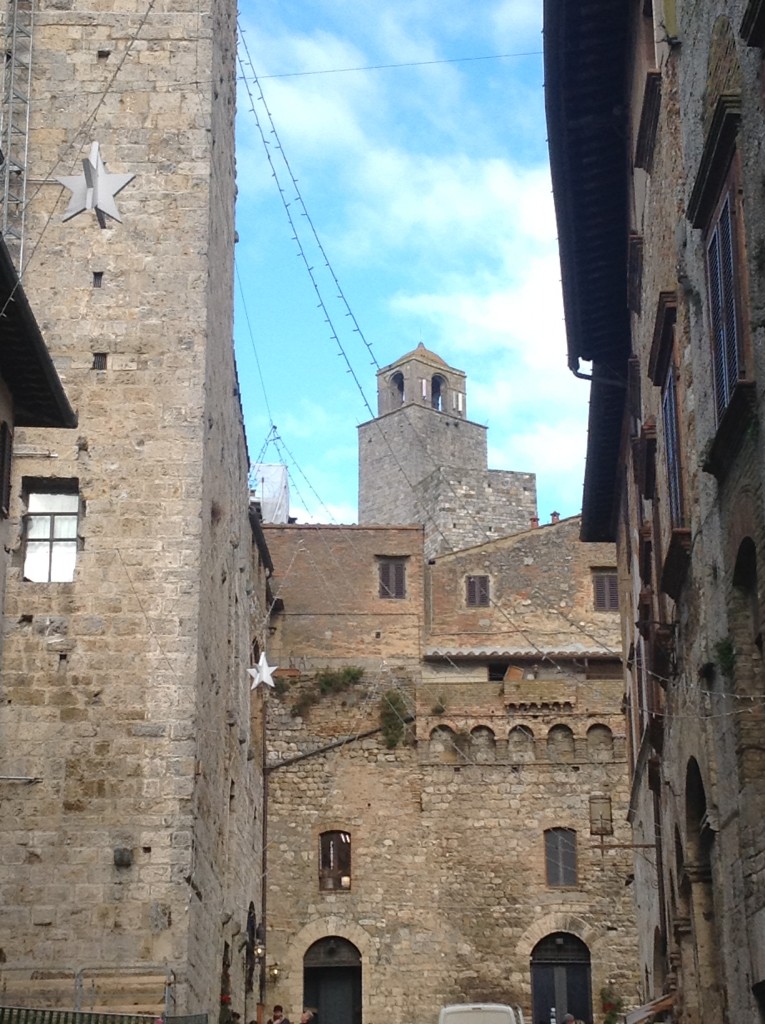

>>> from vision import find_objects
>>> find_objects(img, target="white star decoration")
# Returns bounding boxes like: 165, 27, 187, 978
57, 141, 135, 227
248, 653, 277, 690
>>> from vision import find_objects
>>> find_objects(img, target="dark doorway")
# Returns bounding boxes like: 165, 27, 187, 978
303, 936, 361, 1024
531, 932, 592, 1024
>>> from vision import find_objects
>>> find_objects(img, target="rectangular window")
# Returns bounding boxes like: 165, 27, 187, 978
378, 557, 406, 599
319, 830, 351, 891
22, 483, 79, 582
545, 827, 577, 887
706, 189, 740, 421
592, 569, 619, 611
466, 574, 490, 606
0, 421, 12, 517
589, 796, 613, 836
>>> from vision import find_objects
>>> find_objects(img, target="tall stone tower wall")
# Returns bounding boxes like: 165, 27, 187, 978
417, 467, 537, 557
0, 0, 261, 1012
358, 404, 490, 527
358, 388, 537, 555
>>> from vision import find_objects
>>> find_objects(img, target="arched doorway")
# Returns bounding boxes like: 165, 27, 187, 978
530, 932, 592, 1023
303, 936, 361, 1024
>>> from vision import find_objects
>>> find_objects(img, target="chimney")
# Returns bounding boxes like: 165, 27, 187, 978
551, 511, 560, 524
530, 515, 539, 529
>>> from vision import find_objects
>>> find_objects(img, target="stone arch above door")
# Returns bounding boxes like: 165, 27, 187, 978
281, 917, 376, 1024
516, 912, 598, 959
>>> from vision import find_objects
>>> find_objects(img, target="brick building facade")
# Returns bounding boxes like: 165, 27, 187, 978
0, 0, 264, 1013
546, 1, 765, 1021
262, 354, 639, 1024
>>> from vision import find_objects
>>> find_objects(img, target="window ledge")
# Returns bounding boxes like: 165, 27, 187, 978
660, 528, 692, 601
702, 380, 758, 480
632, 419, 657, 498
635, 71, 662, 171
688, 93, 741, 228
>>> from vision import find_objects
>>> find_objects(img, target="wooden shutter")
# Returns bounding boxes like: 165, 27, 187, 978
662, 364, 683, 528
593, 571, 618, 611
393, 560, 405, 598
707, 194, 740, 420
466, 575, 489, 606
379, 559, 405, 598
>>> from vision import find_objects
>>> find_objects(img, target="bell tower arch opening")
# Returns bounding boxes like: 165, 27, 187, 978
431, 373, 446, 411
390, 371, 405, 407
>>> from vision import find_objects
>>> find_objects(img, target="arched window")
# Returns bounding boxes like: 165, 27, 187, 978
731, 537, 761, 699
471, 725, 496, 763
429, 725, 459, 764
431, 374, 446, 411
508, 725, 535, 761
547, 724, 575, 762
531, 932, 592, 1024
319, 830, 351, 891
586, 723, 614, 761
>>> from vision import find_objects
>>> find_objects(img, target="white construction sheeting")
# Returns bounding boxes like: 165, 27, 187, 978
250, 463, 289, 523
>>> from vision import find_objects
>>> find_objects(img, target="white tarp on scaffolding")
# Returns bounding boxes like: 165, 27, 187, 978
250, 463, 289, 523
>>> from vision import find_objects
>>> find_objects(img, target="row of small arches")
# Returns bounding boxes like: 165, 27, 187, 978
427, 723, 615, 763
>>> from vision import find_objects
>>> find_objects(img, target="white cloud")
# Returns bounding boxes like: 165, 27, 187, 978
489, 0, 543, 42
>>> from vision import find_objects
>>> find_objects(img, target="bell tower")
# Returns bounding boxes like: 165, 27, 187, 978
376, 342, 467, 418
358, 345, 537, 556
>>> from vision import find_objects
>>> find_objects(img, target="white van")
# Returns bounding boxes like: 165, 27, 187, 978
438, 1003, 524, 1024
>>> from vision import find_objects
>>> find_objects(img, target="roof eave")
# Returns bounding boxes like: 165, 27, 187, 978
543, 0, 631, 541
0, 237, 77, 429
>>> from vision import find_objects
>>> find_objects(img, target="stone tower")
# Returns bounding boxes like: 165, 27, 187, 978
0, 0, 262, 1014
358, 343, 538, 556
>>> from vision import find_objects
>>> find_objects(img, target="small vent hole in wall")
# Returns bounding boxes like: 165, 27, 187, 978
92, 353, 107, 370
93, 271, 104, 288
97, 49, 111, 60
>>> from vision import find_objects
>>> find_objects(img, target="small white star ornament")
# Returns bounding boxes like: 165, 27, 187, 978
248, 653, 277, 690
57, 141, 135, 227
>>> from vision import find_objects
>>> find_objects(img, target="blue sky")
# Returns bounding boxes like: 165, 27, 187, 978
234, 0, 589, 525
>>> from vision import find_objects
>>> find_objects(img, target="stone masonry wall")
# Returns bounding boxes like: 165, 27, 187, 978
614, 1, 765, 1020
264, 682, 637, 1024
358, 406, 489, 529
416, 468, 537, 558
262, 519, 638, 1024
0, 0, 260, 1013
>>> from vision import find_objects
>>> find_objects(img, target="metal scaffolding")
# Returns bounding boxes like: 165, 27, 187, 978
0, 0, 33, 269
